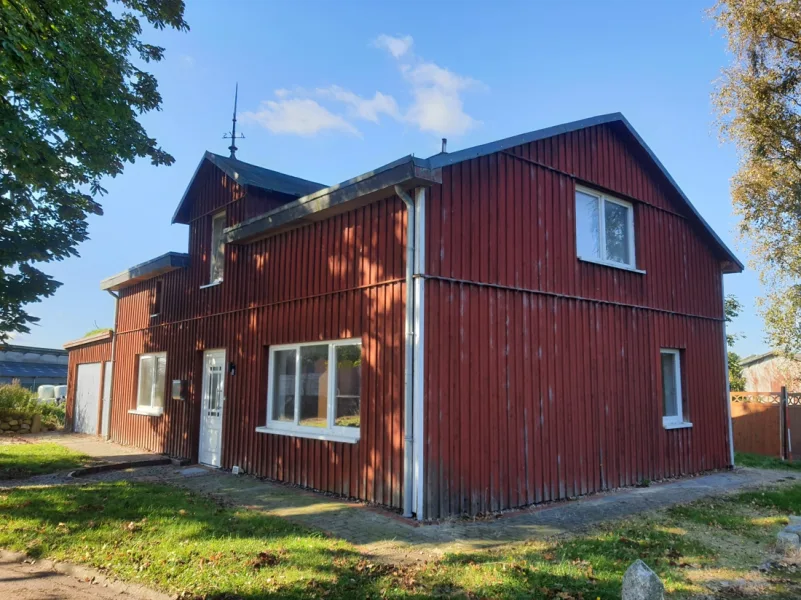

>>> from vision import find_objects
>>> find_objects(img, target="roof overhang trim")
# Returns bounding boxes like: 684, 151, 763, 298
225, 156, 441, 244
63, 329, 114, 350
100, 252, 189, 292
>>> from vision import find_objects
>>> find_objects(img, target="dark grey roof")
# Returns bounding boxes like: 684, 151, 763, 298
0, 344, 67, 357
428, 112, 743, 273
172, 152, 327, 224
100, 252, 189, 292
0, 361, 67, 379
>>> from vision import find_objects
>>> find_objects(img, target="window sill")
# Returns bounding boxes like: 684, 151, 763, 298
255, 426, 359, 444
199, 280, 223, 290
663, 420, 693, 430
128, 408, 164, 417
578, 256, 646, 275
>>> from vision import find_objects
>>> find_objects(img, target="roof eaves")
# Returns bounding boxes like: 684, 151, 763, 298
171, 152, 328, 225
171, 152, 211, 225
225, 155, 441, 244
63, 330, 114, 350
100, 252, 189, 292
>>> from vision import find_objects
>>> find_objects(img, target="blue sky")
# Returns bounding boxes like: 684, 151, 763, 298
14, 0, 766, 358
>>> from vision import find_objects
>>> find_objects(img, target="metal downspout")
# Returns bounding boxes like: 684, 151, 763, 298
105, 290, 119, 441
721, 274, 735, 467
395, 185, 416, 518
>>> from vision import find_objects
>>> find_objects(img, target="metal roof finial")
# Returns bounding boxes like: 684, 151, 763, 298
223, 83, 245, 159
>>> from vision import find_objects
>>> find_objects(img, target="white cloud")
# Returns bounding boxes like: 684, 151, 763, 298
373, 34, 413, 58
242, 34, 482, 139
402, 62, 481, 135
316, 85, 400, 123
240, 96, 359, 137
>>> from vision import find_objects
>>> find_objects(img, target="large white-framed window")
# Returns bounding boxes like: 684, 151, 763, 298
209, 211, 226, 284
575, 185, 638, 271
661, 348, 691, 429
258, 338, 362, 443
131, 352, 167, 416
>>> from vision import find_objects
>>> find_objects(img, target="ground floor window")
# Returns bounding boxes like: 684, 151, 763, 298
260, 338, 361, 443
135, 353, 167, 415
661, 348, 690, 429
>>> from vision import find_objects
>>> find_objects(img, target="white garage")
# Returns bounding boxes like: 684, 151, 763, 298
74, 362, 101, 434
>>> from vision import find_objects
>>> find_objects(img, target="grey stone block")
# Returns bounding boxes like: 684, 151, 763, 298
789, 515, 801, 526
622, 559, 664, 600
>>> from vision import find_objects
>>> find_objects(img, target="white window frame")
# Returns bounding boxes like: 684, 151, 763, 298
661, 348, 691, 429
208, 210, 226, 285
575, 185, 640, 272
257, 338, 361, 444
131, 352, 167, 416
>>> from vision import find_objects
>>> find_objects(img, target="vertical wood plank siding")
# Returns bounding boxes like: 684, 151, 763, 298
423, 123, 731, 518
65, 340, 112, 430
110, 163, 407, 508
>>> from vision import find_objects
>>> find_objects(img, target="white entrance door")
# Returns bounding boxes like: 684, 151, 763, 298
74, 363, 102, 434
199, 350, 225, 467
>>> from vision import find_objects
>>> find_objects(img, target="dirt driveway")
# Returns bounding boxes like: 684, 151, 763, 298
0, 552, 166, 600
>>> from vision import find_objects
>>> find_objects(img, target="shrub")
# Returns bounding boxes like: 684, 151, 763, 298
0, 384, 39, 419
40, 403, 66, 428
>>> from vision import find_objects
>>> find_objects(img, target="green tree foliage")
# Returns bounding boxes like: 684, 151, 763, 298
725, 294, 746, 391
712, 0, 801, 353
0, 0, 188, 341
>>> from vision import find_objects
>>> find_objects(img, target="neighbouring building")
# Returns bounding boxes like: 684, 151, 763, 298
0, 344, 68, 390
741, 351, 801, 392
65, 113, 743, 519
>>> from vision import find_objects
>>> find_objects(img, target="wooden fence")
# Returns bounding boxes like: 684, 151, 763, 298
730, 389, 797, 459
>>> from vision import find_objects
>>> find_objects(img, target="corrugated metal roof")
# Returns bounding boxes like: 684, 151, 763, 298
172, 152, 328, 224
0, 361, 67, 379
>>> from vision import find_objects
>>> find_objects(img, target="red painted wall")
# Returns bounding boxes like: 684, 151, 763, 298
110, 165, 407, 508
105, 121, 731, 517
421, 123, 730, 518
65, 337, 112, 434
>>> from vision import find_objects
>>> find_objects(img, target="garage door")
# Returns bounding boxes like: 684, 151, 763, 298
74, 363, 101, 434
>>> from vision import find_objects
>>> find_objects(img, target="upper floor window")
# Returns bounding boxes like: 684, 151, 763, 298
259, 338, 362, 443
210, 211, 226, 284
150, 280, 162, 318
575, 186, 636, 269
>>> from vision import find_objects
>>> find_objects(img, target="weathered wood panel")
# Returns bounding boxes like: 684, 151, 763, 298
731, 401, 782, 458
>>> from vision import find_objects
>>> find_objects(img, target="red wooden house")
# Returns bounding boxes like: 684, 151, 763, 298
65, 113, 742, 519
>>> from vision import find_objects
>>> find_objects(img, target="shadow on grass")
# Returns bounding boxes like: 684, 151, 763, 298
0, 481, 449, 599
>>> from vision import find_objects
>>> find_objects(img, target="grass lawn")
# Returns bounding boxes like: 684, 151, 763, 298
0, 442, 92, 479
736, 451, 801, 472
2, 480, 801, 598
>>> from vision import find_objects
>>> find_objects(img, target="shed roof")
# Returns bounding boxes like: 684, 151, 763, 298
740, 350, 801, 367
0, 361, 67, 379
63, 330, 114, 350
171, 152, 327, 225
